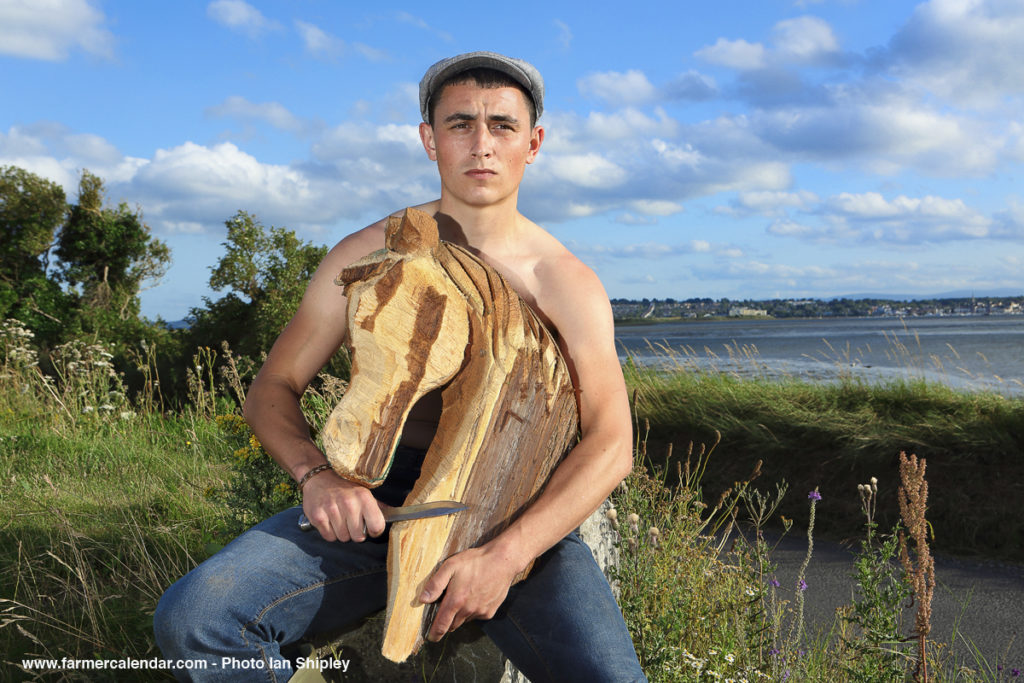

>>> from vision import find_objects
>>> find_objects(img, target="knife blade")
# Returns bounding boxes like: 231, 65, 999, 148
297, 500, 467, 532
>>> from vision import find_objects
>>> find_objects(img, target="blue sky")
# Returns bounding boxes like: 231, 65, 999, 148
2, 0, 1023, 321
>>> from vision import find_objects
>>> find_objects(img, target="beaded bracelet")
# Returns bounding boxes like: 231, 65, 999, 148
297, 463, 333, 491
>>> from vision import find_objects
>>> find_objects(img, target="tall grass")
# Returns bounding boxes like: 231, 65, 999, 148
2, 317, 1021, 681
623, 344, 1024, 561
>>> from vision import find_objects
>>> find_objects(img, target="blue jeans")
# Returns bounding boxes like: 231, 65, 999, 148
154, 448, 645, 682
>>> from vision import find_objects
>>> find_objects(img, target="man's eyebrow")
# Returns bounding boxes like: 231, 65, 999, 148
442, 112, 520, 125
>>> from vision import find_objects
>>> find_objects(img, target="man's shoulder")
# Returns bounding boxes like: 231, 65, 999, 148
327, 201, 442, 262
528, 227, 600, 293
525, 225, 610, 321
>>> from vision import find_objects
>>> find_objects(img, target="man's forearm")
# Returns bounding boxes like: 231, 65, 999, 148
243, 374, 328, 484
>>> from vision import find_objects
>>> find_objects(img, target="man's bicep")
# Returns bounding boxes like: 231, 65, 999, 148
548, 268, 630, 437
257, 229, 380, 392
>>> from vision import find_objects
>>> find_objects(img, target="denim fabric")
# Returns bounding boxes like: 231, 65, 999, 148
153, 447, 645, 682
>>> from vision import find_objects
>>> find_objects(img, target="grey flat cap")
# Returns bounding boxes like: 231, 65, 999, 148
419, 51, 544, 123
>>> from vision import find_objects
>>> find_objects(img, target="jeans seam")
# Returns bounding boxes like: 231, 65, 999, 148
240, 565, 388, 680
505, 611, 558, 683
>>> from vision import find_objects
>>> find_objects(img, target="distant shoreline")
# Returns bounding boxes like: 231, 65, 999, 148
614, 312, 1024, 325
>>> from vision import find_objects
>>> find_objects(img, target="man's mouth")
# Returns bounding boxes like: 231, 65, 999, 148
466, 168, 496, 178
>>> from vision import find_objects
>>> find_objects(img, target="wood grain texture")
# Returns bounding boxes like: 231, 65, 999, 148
320, 208, 579, 662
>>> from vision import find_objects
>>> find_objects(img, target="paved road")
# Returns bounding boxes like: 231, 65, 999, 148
769, 532, 1024, 673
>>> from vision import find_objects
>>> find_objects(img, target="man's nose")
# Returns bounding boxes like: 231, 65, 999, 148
471, 129, 493, 158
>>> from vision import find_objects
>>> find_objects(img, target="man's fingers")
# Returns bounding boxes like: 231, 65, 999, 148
420, 561, 454, 604
364, 505, 387, 538
422, 561, 459, 642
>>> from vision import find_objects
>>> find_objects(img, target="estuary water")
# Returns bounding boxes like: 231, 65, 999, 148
615, 315, 1024, 395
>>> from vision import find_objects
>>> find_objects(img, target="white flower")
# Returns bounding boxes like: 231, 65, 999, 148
725, 653, 736, 664
83, 406, 95, 413
99, 404, 114, 412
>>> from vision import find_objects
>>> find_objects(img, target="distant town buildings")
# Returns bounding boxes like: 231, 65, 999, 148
609, 296, 1024, 322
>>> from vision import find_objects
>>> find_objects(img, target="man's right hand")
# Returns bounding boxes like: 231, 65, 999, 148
300, 471, 388, 542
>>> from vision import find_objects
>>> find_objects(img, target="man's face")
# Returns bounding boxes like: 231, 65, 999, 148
419, 82, 543, 211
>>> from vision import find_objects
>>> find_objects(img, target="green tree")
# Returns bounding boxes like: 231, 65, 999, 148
0, 166, 71, 344
54, 170, 172, 352
188, 211, 346, 375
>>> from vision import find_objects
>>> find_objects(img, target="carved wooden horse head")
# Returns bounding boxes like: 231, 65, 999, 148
321, 208, 579, 661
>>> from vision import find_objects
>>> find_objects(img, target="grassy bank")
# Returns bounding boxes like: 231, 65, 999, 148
624, 355, 1024, 561
2, 324, 1022, 680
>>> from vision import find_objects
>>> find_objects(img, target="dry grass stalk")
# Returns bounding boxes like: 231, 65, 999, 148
897, 452, 936, 683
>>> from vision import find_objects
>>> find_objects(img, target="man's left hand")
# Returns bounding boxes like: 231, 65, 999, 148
418, 541, 523, 641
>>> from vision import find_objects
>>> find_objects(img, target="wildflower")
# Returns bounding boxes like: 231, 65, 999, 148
808, 490, 821, 501
725, 653, 735, 664
744, 586, 755, 597
1012, 668, 1020, 677
83, 406, 95, 413
797, 579, 808, 591
605, 507, 619, 530
768, 577, 780, 588
627, 512, 640, 534
99, 404, 114, 412
647, 526, 660, 549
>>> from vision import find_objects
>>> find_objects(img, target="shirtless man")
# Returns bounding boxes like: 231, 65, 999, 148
155, 51, 646, 683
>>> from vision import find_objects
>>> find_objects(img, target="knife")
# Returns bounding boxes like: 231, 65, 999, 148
297, 500, 468, 532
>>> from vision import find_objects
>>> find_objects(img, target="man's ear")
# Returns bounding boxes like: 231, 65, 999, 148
419, 122, 437, 161
525, 125, 545, 165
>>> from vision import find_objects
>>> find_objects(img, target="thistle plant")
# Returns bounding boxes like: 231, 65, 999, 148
842, 476, 913, 681
898, 452, 936, 683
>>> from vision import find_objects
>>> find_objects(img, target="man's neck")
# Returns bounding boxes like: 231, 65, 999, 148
435, 196, 525, 253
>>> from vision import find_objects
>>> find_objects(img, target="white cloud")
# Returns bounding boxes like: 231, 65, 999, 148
581, 109, 678, 141
294, 20, 344, 58
206, 96, 307, 134
772, 16, 840, 63
535, 154, 627, 189
757, 190, 1001, 244
395, 11, 453, 42
628, 200, 684, 216
569, 240, 722, 260
664, 70, 719, 101
886, 0, 1024, 106
752, 89, 1000, 175
352, 43, 388, 62
827, 193, 992, 242
766, 218, 817, 236
695, 38, 767, 70
578, 70, 658, 106
207, 0, 281, 38
554, 19, 572, 51
0, 0, 113, 60
733, 190, 819, 216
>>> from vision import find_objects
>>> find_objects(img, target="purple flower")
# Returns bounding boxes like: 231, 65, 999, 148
808, 490, 822, 501
1011, 668, 1020, 677
768, 577, 781, 588
798, 579, 808, 591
